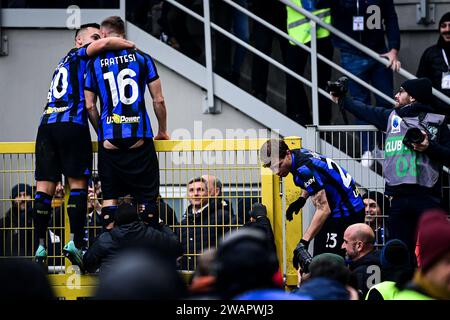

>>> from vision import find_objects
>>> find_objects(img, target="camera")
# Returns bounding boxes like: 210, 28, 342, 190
403, 127, 425, 149
326, 76, 349, 97
293, 242, 313, 273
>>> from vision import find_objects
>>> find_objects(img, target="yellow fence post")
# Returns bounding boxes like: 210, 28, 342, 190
282, 137, 303, 287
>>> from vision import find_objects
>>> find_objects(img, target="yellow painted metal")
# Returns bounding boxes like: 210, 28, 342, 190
283, 137, 303, 286
48, 274, 97, 300
0, 142, 35, 154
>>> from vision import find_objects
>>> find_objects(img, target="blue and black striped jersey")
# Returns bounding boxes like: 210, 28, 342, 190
84, 48, 159, 141
40, 47, 90, 126
290, 149, 364, 218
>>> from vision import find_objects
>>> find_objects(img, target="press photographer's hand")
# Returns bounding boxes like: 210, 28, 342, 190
286, 196, 306, 221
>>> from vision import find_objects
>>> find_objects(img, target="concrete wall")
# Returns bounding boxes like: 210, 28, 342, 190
0, 29, 265, 143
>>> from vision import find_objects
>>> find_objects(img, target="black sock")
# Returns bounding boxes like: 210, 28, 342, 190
67, 189, 87, 249
33, 192, 53, 247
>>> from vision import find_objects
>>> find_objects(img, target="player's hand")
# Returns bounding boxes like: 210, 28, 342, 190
154, 131, 170, 140
286, 196, 306, 221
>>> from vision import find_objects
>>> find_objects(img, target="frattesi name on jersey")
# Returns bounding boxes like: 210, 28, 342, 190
106, 114, 140, 124
100, 54, 136, 67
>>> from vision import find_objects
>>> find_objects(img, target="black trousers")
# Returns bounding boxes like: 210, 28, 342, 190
285, 36, 334, 125
251, 20, 288, 100
387, 194, 442, 265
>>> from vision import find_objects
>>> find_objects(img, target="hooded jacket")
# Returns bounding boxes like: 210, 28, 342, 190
341, 97, 450, 196
83, 221, 182, 273
348, 249, 382, 298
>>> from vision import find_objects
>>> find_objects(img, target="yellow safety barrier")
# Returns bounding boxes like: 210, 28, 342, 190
0, 138, 302, 299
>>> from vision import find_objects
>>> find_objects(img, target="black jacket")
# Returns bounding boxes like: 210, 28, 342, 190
178, 202, 236, 270
315, 0, 400, 54
243, 216, 276, 255
83, 221, 182, 273
416, 37, 450, 114
341, 97, 450, 196
348, 249, 381, 298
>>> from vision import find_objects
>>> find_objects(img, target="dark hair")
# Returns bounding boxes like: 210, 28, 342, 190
259, 139, 290, 168
101, 16, 125, 35
213, 229, 279, 299
188, 177, 208, 189
75, 23, 100, 40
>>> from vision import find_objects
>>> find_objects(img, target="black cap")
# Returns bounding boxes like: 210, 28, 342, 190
439, 12, 450, 27
11, 183, 33, 200
400, 78, 433, 104
115, 203, 139, 226
249, 203, 267, 219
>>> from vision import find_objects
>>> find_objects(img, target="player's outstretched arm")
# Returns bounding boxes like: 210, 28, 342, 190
86, 37, 135, 56
148, 79, 170, 140
302, 189, 331, 242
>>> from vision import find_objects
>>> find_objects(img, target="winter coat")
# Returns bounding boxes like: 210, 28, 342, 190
83, 221, 182, 273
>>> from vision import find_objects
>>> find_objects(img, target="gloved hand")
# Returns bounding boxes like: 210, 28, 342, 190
286, 196, 307, 221
292, 239, 312, 272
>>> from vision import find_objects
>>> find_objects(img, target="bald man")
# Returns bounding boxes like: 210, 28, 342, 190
202, 175, 234, 214
342, 223, 382, 299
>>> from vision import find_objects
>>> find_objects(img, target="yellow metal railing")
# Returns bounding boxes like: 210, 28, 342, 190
0, 138, 302, 299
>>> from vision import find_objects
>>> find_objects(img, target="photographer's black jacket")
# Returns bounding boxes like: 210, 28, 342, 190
83, 221, 182, 273
340, 97, 450, 196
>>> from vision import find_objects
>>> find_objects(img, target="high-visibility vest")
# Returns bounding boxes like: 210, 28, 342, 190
394, 289, 433, 300
286, 0, 331, 44
365, 281, 399, 300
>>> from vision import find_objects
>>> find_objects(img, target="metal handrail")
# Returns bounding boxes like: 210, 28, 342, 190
164, 0, 450, 122
279, 0, 450, 106
223, 0, 395, 105
164, 0, 394, 119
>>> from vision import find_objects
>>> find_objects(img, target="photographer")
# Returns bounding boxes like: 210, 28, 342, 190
329, 77, 450, 264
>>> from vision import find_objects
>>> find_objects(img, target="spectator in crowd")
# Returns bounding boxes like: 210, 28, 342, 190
243, 203, 276, 254
179, 177, 234, 270
95, 248, 186, 300
260, 139, 365, 259
188, 248, 218, 299
33, 22, 134, 268
293, 253, 359, 300
0, 258, 55, 300
249, 0, 288, 103
362, 190, 389, 245
417, 12, 450, 115
316, 0, 401, 166
211, 0, 249, 84
341, 223, 381, 298
0, 184, 34, 257
47, 181, 65, 268
83, 202, 182, 273
202, 174, 234, 219
285, 0, 334, 125
213, 228, 292, 300
331, 77, 450, 263
157, 196, 179, 226
85, 175, 103, 246
366, 239, 413, 300
395, 209, 450, 300
84, 16, 169, 240
158, 0, 203, 61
